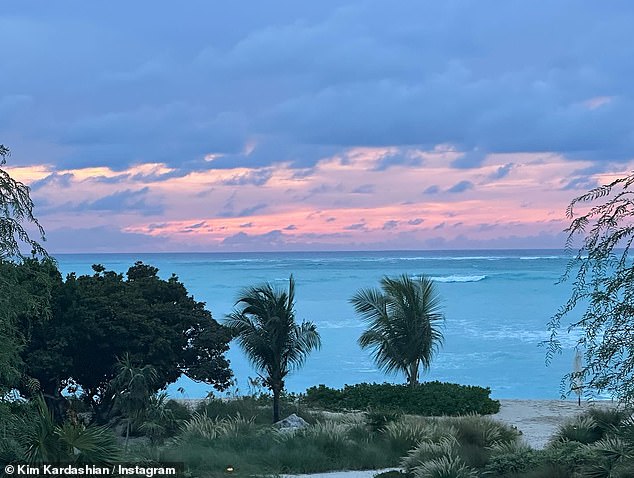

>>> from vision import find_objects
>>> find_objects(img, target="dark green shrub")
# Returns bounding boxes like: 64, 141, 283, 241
483, 442, 539, 477
164, 400, 192, 421
304, 382, 499, 416
365, 408, 403, 432
550, 415, 603, 445
586, 407, 629, 435
539, 440, 587, 475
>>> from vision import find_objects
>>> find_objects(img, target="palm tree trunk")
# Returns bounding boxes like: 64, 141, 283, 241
409, 362, 419, 387
272, 386, 281, 423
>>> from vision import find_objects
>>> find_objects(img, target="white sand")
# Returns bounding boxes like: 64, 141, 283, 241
493, 399, 618, 449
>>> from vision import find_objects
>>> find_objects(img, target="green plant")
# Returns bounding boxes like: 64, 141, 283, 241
483, 442, 539, 477
351, 274, 444, 387
225, 274, 321, 422
450, 414, 519, 449
15, 396, 120, 465
548, 173, 634, 401
304, 382, 500, 415
402, 437, 458, 472
550, 415, 603, 445
366, 407, 403, 432
411, 455, 478, 478
109, 355, 158, 450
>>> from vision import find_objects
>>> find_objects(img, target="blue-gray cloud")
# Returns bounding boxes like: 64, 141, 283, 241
1, 0, 633, 175
71, 187, 164, 215
447, 180, 474, 193
351, 184, 375, 194
489, 163, 515, 180
30, 172, 74, 191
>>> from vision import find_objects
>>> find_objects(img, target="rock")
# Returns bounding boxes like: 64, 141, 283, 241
273, 413, 309, 430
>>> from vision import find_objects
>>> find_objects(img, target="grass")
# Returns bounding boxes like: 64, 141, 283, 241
6, 393, 634, 478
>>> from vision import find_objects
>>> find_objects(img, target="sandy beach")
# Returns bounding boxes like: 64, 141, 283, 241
493, 399, 618, 449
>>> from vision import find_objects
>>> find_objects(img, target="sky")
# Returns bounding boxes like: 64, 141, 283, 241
2, 1, 634, 253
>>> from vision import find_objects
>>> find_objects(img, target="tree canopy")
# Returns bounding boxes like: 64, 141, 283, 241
0, 145, 46, 259
351, 274, 444, 387
17, 261, 233, 406
548, 173, 634, 402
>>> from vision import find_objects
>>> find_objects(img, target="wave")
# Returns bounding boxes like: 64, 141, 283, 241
428, 275, 487, 283
519, 256, 564, 260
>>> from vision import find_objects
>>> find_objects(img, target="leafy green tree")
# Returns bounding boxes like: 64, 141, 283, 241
0, 145, 46, 259
548, 173, 634, 402
226, 275, 321, 422
0, 144, 49, 393
18, 261, 233, 411
0, 258, 59, 394
351, 274, 444, 387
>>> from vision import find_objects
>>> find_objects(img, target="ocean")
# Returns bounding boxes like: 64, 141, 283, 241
55, 250, 584, 400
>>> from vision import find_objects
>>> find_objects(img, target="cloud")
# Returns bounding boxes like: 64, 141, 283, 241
382, 220, 399, 230
489, 163, 515, 180
561, 176, 599, 191
351, 184, 375, 194
4, 1, 634, 175
221, 169, 273, 186
73, 188, 163, 215
424, 185, 440, 195
373, 150, 424, 171
407, 218, 424, 225
45, 225, 166, 253
30, 172, 74, 191
218, 203, 268, 218
344, 222, 367, 231
447, 180, 474, 194
221, 230, 285, 248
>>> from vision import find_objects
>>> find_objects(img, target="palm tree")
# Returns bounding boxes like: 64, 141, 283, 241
109, 354, 158, 451
351, 274, 444, 387
225, 275, 321, 422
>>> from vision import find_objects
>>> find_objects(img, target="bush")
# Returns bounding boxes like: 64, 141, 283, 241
365, 407, 403, 432
483, 442, 540, 477
549, 415, 603, 445
304, 382, 500, 416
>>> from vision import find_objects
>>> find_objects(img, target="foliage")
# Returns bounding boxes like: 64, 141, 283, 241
365, 407, 403, 432
351, 274, 444, 386
161, 412, 409, 476
400, 414, 519, 477
411, 455, 478, 478
225, 275, 321, 422
304, 382, 500, 415
0, 258, 59, 393
195, 395, 318, 426
0, 145, 46, 259
483, 442, 539, 477
17, 261, 233, 408
109, 355, 158, 450
8, 395, 120, 465
548, 173, 634, 401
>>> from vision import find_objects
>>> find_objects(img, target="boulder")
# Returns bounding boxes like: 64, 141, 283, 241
273, 413, 309, 431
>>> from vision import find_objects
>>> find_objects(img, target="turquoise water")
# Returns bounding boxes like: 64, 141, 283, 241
55, 250, 582, 400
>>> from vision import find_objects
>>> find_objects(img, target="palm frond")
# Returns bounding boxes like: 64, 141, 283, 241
353, 274, 445, 385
